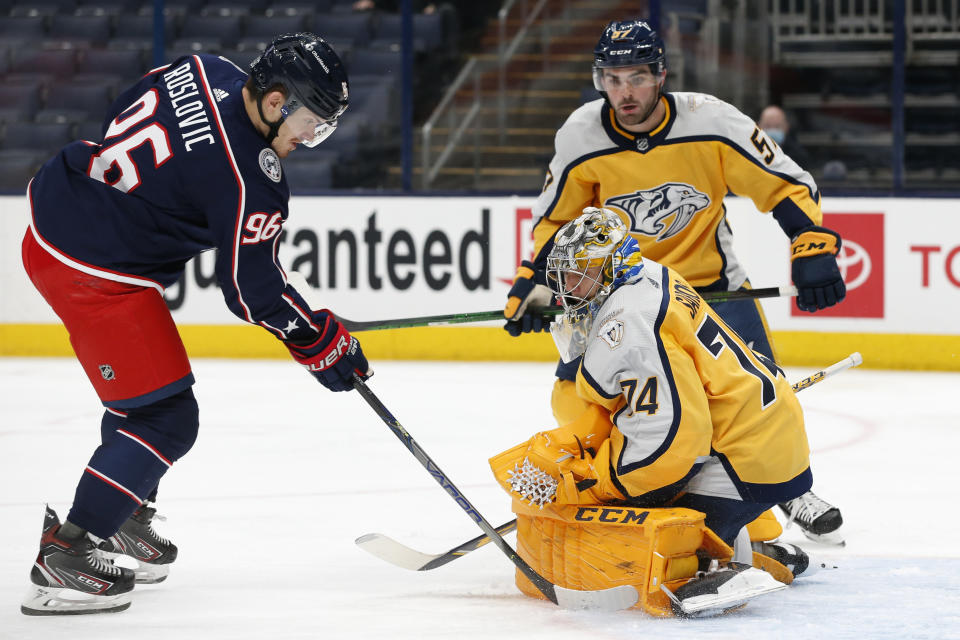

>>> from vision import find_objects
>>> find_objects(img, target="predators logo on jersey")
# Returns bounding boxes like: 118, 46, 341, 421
605, 183, 710, 241
529, 93, 824, 289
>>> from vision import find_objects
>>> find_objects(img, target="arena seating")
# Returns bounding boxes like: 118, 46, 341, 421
0, 0, 457, 191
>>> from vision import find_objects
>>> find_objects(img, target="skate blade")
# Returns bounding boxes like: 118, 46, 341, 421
21, 584, 132, 616
102, 550, 170, 584
801, 529, 846, 547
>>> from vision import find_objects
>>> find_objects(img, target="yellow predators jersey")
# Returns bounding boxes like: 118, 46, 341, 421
533, 93, 823, 289
574, 259, 812, 504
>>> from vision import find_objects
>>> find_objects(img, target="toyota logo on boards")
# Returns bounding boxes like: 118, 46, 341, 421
836, 238, 872, 291
791, 213, 885, 318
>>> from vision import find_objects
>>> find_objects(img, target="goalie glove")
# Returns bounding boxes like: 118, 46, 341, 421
489, 427, 624, 507
503, 260, 555, 337
790, 226, 846, 312
286, 310, 371, 392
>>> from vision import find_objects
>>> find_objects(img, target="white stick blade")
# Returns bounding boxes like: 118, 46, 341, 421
554, 584, 639, 611
355, 533, 441, 571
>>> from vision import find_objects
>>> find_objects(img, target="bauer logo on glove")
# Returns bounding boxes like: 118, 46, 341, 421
302, 334, 352, 371
286, 310, 371, 392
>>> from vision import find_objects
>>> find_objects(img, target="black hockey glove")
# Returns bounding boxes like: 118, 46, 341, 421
790, 226, 846, 312
286, 310, 371, 392
503, 260, 556, 336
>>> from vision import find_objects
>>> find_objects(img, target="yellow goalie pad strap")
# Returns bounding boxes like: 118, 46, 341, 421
509, 501, 734, 617
790, 228, 840, 261
752, 551, 793, 585
746, 508, 783, 542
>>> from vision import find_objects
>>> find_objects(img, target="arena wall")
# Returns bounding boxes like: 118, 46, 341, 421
2, 195, 957, 370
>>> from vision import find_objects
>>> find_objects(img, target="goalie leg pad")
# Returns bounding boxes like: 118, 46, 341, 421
746, 508, 783, 542
510, 499, 733, 617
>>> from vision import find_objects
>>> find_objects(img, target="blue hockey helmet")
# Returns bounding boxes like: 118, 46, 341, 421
250, 33, 349, 145
592, 20, 665, 97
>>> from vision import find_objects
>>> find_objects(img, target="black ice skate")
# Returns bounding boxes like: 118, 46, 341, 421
778, 490, 845, 545
22, 505, 135, 616
664, 561, 786, 618
99, 502, 178, 584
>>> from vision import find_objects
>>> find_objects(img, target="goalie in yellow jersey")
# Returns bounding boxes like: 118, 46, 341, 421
491, 209, 821, 617
503, 18, 845, 543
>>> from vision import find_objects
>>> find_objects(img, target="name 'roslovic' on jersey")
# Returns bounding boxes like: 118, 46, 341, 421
27, 54, 323, 342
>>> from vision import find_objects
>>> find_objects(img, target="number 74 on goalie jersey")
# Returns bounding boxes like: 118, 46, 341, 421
571, 262, 811, 505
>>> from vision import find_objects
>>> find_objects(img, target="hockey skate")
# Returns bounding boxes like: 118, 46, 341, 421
99, 502, 178, 584
22, 505, 135, 616
664, 561, 786, 618
779, 490, 845, 545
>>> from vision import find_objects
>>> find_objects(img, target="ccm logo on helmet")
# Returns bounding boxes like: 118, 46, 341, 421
303, 335, 350, 371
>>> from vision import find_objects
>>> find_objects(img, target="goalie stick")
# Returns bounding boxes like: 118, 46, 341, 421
352, 376, 639, 611
335, 286, 798, 332
356, 352, 863, 572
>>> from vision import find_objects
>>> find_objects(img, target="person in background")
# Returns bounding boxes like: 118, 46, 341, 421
758, 104, 811, 169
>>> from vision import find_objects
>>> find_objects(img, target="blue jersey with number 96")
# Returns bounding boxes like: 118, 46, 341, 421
27, 53, 323, 342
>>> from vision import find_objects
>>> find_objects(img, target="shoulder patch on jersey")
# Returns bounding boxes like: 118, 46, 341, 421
683, 93, 721, 112
259, 148, 282, 182
213, 88, 230, 102
598, 316, 625, 350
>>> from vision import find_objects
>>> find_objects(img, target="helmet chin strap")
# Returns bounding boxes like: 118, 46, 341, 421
256, 95, 284, 144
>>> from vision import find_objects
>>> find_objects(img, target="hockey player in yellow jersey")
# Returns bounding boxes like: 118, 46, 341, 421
502, 18, 845, 543
491, 209, 819, 616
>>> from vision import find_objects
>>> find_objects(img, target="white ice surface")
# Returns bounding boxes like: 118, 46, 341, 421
2, 358, 959, 639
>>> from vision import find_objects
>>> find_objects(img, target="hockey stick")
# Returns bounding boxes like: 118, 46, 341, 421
352, 376, 639, 611
790, 351, 863, 392
336, 286, 798, 332
356, 352, 863, 571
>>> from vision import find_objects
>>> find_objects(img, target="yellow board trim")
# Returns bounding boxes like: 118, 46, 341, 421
2, 324, 959, 371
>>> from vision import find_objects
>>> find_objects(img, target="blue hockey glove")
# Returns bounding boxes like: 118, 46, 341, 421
286, 310, 371, 392
790, 226, 846, 312
503, 260, 555, 336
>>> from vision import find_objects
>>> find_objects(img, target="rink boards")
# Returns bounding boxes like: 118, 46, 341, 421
1, 194, 958, 370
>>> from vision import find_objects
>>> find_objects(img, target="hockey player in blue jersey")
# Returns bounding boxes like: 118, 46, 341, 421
20, 33, 370, 615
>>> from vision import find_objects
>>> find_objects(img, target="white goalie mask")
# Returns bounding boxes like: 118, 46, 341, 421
546, 208, 628, 362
